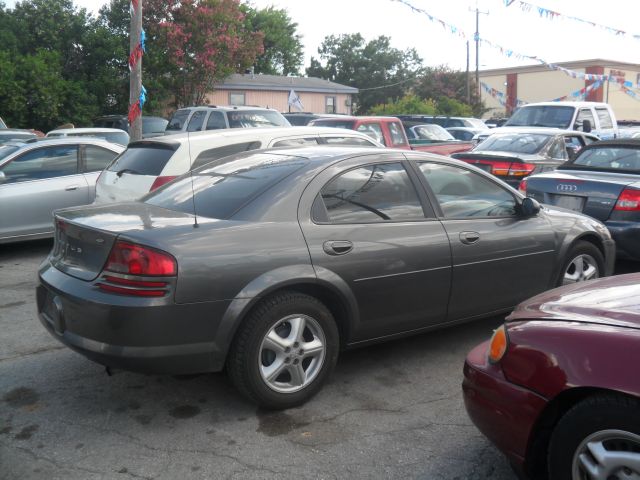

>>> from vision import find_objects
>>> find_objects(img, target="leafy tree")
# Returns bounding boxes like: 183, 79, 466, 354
435, 96, 474, 117
242, 5, 303, 75
369, 95, 436, 115
414, 66, 484, 117
307, 34, 422, 114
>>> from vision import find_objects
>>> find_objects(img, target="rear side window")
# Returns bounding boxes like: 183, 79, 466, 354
206, 111, 226, 130
388, 122, 406, 146
187, 111, 206, 132
166, 109, 190, 131
107, 144, 176, 176
595, 108, 614, 129
84, 145, 119, 172
145, 153, 308, 219
191, 141, 262, 169
316, 163, 425, 223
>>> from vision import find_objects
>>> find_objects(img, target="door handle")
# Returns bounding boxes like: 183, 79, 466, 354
323, 240, 353, 256
459, 231, 480, 245
65, 185, 79, 191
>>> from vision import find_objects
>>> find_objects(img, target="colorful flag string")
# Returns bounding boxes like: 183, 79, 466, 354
503, 1, 640, 42
481, 80, 610, 107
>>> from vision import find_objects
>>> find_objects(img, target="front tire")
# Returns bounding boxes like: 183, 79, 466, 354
548, 395, 640, 480
557, 241, 604, 287
227, 291, 339, 409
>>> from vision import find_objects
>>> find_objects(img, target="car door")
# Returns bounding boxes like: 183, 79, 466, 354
298, 154, 452, 343
0, 144, 89, 239
411, 158, 557, 321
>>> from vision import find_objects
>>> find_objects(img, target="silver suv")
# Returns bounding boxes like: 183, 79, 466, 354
165, 106, 290, 134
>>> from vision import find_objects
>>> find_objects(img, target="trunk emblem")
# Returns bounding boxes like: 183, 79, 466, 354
557, 184, 578, 192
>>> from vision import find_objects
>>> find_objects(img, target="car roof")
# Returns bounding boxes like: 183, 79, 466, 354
518, 101, 608, 107
176, 105, 280, 112
150, 126, 382, 145
8, 137, 124, 149
47, 128, 126, 135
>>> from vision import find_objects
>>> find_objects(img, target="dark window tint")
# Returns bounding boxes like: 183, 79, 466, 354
309, 120, 355, 130
595, 108, 614, 129
142, 118, 168, 135
568, 147, 640, 172
447, 119, 464, 127
419, 162, 517, 218
449, 130, 474, 141
187, 111, 206, 132
205, 111, 226, 130
0, 146, 78, 184
191, 141, 262, 169
107, 144, 176, 176
166, 109, 190, 131
317, 163, 425, 223
84, 146, 119, 172
272, 138, 319, 147
323, 136, 377, 146
145, 153, 308, 219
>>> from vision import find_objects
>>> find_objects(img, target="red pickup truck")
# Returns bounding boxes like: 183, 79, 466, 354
308, 116, 474, 156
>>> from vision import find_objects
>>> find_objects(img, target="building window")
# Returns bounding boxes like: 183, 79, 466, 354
229, 92, 246, 106
325, 96, 336, 114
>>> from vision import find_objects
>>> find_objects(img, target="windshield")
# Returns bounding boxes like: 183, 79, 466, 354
310, 119, 355, 130
145, 152, 308, 219
0, 145, 19, 161
563, 147, 640, 172
227, 110, 289, 128
476, 133, 551, 154
505, 106, 575, 129
411, 125, 455, 141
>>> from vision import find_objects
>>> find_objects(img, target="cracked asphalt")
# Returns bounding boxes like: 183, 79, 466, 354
2, 239, 638, 480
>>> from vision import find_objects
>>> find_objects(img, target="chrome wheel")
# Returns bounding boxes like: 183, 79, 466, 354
563, 254, 599, 285
259, 314, 326, 394
572, 429, 640, 480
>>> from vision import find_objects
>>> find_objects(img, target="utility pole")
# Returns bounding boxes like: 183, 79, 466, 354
466, 41, 470, 104
470, 3, 489, 103
129, 0, 143, 142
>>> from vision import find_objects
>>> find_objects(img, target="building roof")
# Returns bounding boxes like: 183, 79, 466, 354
215, 74, 358, 94
480, 58, 640, 77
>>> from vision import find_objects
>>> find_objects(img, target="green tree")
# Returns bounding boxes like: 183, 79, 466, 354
414, 66, 484, 117
306, 34, 422, 114
242, 5, 303, 75
369, 94, 437, 115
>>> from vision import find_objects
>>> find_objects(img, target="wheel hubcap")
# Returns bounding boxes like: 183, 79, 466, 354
259, 314, 326, 393
572, 429, 640, 480
563, 254, 599, 285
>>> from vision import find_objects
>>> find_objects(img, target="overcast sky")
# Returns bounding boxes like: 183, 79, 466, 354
5, 0, 640, 71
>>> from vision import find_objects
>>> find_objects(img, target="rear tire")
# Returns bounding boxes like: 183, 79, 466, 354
227, 291, 339, 410
556, 241, 604, 287
548, 394, 640, 480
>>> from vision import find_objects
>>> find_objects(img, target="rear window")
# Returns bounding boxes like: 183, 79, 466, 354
107, 143, 177, 176
476, 133, 550, 154
143, 118, 168, 135
310, 120, 355, 130
564, 146, 640, 172
227, 110, 289, 128
166, 109, 191, 131
145, 152, 307, 219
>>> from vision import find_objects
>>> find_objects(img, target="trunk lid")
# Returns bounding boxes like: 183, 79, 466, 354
51, 203, 199, 281
526, 169, 640, 221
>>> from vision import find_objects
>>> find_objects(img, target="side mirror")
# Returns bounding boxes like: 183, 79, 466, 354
582, 119, 592, 133
520, 196, 541, 217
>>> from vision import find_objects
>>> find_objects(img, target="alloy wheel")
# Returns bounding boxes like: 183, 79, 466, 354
563, 254, 599, 285
572, 429, 640, 480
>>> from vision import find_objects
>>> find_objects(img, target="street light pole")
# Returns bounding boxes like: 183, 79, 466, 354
470, 3, 488, 102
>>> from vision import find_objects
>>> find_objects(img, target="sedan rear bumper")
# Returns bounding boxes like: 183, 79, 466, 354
605, 221, 640, 261
37, 263, 232, 375
462, 341, 548, 476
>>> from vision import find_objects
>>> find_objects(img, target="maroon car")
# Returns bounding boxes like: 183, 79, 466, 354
463, 273, 640, 480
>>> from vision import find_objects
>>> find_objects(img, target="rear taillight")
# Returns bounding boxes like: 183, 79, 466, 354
97, 241, 176, 297
462, 159, 536, 177
614, 188, 640, 211
518, 179, 527, 194
149, 175, 177, 192
507, 163, 536, 177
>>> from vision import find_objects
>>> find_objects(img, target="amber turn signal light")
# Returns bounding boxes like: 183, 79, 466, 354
488, 325, 509, 364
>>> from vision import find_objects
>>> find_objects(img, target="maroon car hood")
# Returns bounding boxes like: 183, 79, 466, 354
507, 273, 640, 329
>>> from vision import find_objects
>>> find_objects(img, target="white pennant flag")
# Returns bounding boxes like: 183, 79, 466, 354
288, 89, 304, 112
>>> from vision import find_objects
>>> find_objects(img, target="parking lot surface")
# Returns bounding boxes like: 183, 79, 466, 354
1, 240, 637, 479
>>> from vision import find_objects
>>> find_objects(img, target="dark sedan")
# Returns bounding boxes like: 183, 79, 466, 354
452, 129, 599, 187
463, 273, 640, 480
522, 139, 640, 261
37, 146, 614, 409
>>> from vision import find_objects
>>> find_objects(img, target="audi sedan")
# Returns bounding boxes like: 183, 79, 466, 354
37, 146, 614, 409
463, 273, 640, 480
522, 139, 640, 261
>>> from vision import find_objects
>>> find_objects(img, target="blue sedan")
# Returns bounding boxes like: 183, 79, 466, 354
521, 139, 640, 260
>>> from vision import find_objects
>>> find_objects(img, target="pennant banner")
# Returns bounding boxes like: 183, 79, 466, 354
504, 1, 640, 42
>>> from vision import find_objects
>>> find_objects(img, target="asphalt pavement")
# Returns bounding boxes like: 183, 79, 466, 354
1, 239, 637, 480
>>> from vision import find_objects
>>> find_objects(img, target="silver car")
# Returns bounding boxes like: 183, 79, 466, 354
0, 138, 124, 243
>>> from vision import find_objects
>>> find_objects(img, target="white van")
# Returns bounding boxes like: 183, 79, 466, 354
502, 101, 618, 140
94, 126, 383, 203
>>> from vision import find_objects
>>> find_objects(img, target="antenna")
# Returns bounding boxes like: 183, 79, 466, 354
187, 131, 199, 228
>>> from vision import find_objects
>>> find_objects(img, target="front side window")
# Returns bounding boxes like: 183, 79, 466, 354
316, 163, 425, 223
388, 122, 406, 146
187, 111, 206, 132
84, 146, 119, 172
574, 109, 596, 132
0, 146, 78, 184
356, 123, 385, 145
419, 162, 517, 218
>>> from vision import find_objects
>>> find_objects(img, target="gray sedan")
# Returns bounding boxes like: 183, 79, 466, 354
37, 146, 615, 409
0, 138, 124, 243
